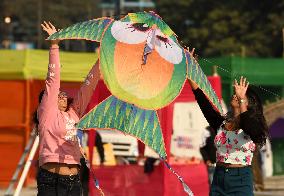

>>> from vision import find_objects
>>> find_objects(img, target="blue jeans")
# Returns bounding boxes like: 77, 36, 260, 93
37, 167, 82, 196
210, 166, 253, 196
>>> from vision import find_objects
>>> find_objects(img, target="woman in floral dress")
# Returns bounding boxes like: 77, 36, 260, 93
189, 76, 269, 196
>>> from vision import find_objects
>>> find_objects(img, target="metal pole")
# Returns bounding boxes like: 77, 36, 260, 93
115, 0, 121, 19
14, 136, 39, 196
4, 128, 37, 196
212, 65, 218, 76
282, 28, 284, 58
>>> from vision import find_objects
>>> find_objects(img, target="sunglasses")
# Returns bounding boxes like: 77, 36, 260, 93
58, 91, 68, 99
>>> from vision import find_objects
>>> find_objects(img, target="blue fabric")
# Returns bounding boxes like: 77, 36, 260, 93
77, 130, 83, 146
210, 166, 253, 196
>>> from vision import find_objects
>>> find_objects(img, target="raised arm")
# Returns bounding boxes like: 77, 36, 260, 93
188, 79, 224, 132
72, 60, 100, 118
38, 22, 61, 117
235, 77, 267, 145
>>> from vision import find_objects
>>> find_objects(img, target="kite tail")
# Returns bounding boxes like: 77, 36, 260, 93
91, 168, 105, 196
86, 159, 105, 196
161, 158, 194, 196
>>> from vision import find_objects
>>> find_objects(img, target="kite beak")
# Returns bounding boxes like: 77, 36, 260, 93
142, 44, 152, 65
142, 27, 158, 65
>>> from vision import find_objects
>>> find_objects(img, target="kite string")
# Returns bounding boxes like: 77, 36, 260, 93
199, 57, 282, 99
179, 39, 282, 100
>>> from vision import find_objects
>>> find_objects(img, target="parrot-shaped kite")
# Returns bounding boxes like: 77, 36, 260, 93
48, 11, 223, 195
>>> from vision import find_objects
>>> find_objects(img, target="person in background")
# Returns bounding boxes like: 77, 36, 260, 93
144, 157, 158, 174
77, 131, 105, 165
260, 138, 273, 178
200, 126, 217, 186
34, 21, 100, 196
252, 146, 264, 191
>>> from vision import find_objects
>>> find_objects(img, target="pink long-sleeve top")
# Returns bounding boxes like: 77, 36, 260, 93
37, 46, 100, 166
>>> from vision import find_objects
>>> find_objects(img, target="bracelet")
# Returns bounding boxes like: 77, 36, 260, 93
239, 99, 246, 104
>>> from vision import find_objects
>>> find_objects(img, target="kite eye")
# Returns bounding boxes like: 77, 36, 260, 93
156, 35, 168, 43
154, 32, 183, 64
131, 23, 150, 32
111, 21, 148, 44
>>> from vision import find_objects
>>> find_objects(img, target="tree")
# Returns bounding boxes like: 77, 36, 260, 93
1, 0, 101, 50
156, 0, 284, 57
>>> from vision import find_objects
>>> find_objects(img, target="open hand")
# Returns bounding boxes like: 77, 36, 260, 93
41, 21, 60, 45
234, 76, 249, 100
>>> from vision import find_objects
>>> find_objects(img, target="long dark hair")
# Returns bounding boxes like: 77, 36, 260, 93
32, 90, 45, 131
246, 86, 269, 147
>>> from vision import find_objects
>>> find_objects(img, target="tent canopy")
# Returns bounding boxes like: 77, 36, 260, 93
0, 49, 98, 186
0, 49, 98, 82
2, 51, 283, 85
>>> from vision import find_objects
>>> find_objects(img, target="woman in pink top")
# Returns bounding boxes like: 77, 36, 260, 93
36, 22, 100, 196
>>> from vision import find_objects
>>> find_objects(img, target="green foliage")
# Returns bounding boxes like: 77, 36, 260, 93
1, 0, 284, 55
0, 0, 101, 49
156, 0, 284, 57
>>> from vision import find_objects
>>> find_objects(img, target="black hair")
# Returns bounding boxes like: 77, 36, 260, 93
246, 86, 269, 147
32, 90, 45, 129
67, 97, 74, 110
